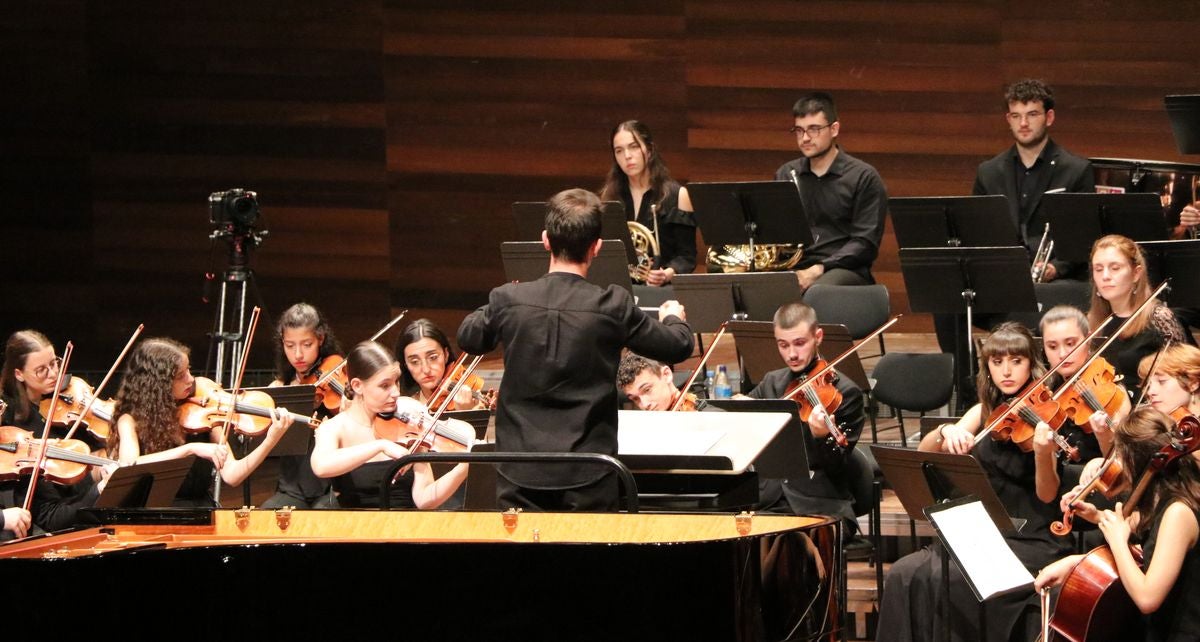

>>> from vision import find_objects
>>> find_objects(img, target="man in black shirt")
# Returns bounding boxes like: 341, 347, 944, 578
617, 353, 711, 412
740, 302, 863, 532
458, 189, 694, 512
774, 92, 888, 291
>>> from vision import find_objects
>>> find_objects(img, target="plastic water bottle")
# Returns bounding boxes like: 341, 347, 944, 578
705, 369, 715, 398
713, 365, 733, 399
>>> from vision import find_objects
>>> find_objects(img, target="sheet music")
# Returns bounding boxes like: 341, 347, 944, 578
619, 424, 724, 455
927, 500, 1033, 601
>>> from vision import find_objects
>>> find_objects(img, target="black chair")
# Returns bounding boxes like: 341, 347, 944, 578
869, 353, 955, 447
804, 283, 890, 358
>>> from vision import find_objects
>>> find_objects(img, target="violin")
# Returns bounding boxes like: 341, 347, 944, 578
427, 360, 496, 412
39, 375, 116, 441
0, 425, 115, 485
1053, 358, 1123, 432
376, 405, 476, 455
784, 362, 849, 447
1049, 456, 1124, 536
299, 354, 349, 415
674, 392, 698, 412
984, 381, 1079, 458
178, 377, 319, 436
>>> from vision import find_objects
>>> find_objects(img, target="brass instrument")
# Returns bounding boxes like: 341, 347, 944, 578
706, 243, 803, 273
1031, 222, 1054, 283
627, 219, 659, 283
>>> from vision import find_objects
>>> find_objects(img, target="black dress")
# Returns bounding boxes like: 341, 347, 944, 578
618, 181, 696, 276
1142, 503, 1200, 642
1099, 306, 1186, 399
876, 435, 1075, 642
332, 460, 415, 509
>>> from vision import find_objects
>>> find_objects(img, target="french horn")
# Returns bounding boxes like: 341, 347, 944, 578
627, 220, 659, 283
706, 243, 803, 273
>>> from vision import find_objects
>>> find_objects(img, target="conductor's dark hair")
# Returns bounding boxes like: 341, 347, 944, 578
545, 188, 603, 263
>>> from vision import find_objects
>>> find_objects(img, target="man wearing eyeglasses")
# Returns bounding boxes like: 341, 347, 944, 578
973, 78, 1094, 282
774, 92, 888, 292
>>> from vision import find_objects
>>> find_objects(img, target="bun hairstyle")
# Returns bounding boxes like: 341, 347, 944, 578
344, 341, 395, 401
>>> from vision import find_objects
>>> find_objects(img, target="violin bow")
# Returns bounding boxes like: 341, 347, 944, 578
23, 341, 74, 512
670, 322, 728, 411
314, 309, 409, 388
392, 354, 482, 482
62, 324, 144, 442
213, 306, 262, 502
1133, 340, 1173, 409
781, 316, 901, 403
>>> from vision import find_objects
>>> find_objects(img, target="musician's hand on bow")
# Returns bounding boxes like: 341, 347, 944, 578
2, 507, 31, 539
190, 442, 229, 470
795, 264, 824, 291
646, 267, 675, 287
380, 439, 412, 461
940, 423, 973, 455
1035, 554, 1085, 590
1098, 503, 1132, 546
658, 300, 685, 322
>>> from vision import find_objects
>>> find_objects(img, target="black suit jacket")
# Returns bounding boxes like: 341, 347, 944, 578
972, 139, 1094, 278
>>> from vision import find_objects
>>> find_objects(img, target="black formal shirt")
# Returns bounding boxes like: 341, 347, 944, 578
458, 271, 694, 489
747, 362, 863, 525
618, 181, 697, 275
774, 148, 888, 282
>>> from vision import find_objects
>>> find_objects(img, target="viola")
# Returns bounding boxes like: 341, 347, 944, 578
427, 361, 496, 412
299, 354, 349, 415
0, 425, 116, 485
674, 392, 698, 412
178, 377, 319, 436
984, 382, 1078, 458
39, 376, 116, 441
1050, 456, 1124, 536
381, 408, 476, 454
783, 363, 849, 447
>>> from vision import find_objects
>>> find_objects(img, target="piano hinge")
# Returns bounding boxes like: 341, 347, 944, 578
501, 507, 521, 533
235, 507, 252, 531
735, 511, 755, 536
275, 506, 293, 532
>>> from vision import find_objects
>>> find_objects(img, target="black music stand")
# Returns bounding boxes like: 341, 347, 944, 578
1166, 94, 1200, 155
889, 195, 1019, 248
871, 446, 1027, 642
672, 272, 803, 333
1139, 240, 1200, 309
500, 240, 634, 295
510, 201, 638, 265
687, 181, 815, 272
1044, 193, 1167, 263
900, 247, 1037, 411
92, 456, 197, 509
705, 399, 812, 480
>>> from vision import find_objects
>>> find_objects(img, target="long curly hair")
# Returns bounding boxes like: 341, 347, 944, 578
598, 120, 677, 214
976, 321, 1046, 417
395, 319, 455, 396
1, 330, 53, 424
110, 338, 188, 455
1112, 405, 1200, 537
272, 302, 342, 383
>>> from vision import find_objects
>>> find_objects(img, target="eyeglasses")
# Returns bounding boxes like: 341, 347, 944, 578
789, 123, 833, 138
32, 357, 62, 379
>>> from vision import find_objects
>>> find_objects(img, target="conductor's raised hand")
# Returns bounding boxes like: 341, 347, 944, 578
659, 300, 686, 322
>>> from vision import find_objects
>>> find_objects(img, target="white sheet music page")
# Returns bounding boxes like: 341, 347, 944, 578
928, 500, 1034, 600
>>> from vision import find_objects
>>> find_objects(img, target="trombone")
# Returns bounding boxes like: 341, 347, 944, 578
1031, 222, 1054, 283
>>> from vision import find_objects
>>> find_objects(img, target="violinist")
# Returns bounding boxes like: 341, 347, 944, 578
1088, 234, 1187, 396
1035, 406, 1200, 641
879, 322, 1074, 642
737, 302, 863, 531
396, 318, 484, 411
617, 353, 709, 412
2, 330, 108, 532
107, 338, 293, 507
309, 341, 467, 509
599, 120, 696, 289
262, 302, 341, 509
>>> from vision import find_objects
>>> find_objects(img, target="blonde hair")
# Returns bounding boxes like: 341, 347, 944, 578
1088, 234, 1154, 339
1137, 344, 1200, 395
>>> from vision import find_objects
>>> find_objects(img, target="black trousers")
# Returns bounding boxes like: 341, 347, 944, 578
496, 472, 620, 512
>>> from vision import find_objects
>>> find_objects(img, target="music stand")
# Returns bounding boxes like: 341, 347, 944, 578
900, 246, 1037, 398
500, 240, 634, 295
888, 195, 1019, 248
1044, 193, 1167, 263
511, 201, 638, 265
93, 456, 197, 509
1139, 239, 1200, 308
672, 272, 803, 333
871, 446, 1027, 642
704, 399, 811, 480
1166, 94, 1200, 155
686, 181, 815, 271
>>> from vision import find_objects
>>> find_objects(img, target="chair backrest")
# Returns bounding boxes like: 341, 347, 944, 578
871, 352, 955, 413
803, 284, 889, 339
844, 447, 877, 518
